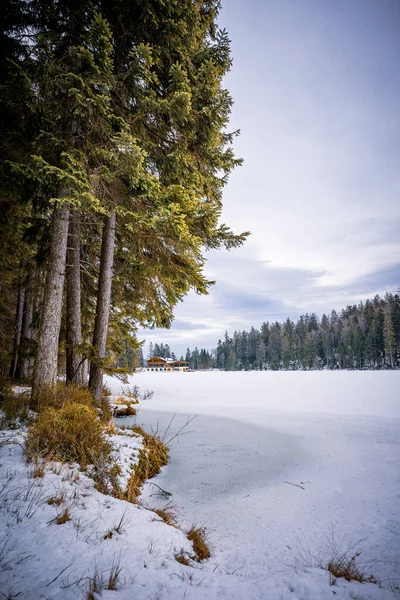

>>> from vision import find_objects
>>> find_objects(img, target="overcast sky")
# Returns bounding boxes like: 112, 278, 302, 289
139, 0, 400, 357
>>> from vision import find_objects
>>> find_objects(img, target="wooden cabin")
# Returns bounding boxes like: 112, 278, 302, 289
146, 356, 167, 371
171, 360, 189, 372
146, 357, 188, 371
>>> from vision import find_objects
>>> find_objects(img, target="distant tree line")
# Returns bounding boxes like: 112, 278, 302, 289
154, 293, 400, 371
147, 341, 214, 369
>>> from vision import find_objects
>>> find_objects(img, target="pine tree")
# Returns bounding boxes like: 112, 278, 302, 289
383, 310, 396, 368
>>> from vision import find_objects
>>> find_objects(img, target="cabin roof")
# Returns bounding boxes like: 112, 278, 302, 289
146, 357, 188, 366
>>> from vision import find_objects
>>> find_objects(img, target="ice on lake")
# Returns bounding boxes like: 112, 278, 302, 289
108, 371, 400, 586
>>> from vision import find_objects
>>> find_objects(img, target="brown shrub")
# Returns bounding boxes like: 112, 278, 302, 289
25, 402, 111, 467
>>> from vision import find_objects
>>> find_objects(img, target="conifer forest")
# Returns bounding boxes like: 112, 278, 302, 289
0, 0, 248, 393
154, 293, 400, 371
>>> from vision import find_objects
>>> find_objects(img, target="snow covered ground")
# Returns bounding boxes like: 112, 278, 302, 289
1, 371, 399, 599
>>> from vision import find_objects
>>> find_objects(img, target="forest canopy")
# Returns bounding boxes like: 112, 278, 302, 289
0, 0, 248, 396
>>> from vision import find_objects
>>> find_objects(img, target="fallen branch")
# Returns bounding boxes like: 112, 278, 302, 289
284, 481, 305, 490
147, 482, 172, 497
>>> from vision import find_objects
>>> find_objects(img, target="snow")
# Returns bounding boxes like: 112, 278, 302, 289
1, 372, 399, 599
107, 427, 143, 491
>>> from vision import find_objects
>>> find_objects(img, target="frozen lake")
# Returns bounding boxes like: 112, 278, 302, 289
108, 371, 400, 593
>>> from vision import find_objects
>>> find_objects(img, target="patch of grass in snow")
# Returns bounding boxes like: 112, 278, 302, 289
112, 396, 137, 417
32, 457, 46, 478
327, 551, 377, 585
152, 505, 178, 527
84, 557, 122, 599
125, 426, 168, 503
24, 391, 124, 496
103, 510, 128, 539
187, 526, 211, 562
292, 531, 378, 586
47, 491, 66, 507
175, 551, 191, 566
107, 555, 123, 590
85, 565, 103, 600
25, 401, 111, 468
54, 508, 71, 525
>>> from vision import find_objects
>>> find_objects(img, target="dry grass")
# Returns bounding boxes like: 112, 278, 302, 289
327, 551, 377, 584
152, 506, 178, 527
85, 566, 103, 600
292, 530, 378, 585
175, 552, 191, 566
54, 508, 71, 525
30, 382, 94, 412
125, 426, 168, 503
121, 385, 140, 402
104, 421, 116, 435
107, 556, 122, 590
99, 394, 113, 423
47, 492, 66, 507
102, 385, 112, 397
0, 385, 31, 427
32, 460, 45, 478
187, 526, 211, 561
25, 401, 111, 468
112, 397, 137, 417
113, 511, 127, 535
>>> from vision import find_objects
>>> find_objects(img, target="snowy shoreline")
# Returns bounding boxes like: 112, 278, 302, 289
1, 372, 399, 599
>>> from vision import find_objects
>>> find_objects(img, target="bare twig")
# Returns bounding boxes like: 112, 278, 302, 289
146, 481, 172, 497
164, 415, 197, 445
46, 561, 75, 587
284, 481, 304, 490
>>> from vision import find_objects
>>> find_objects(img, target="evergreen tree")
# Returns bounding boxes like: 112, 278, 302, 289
383, 310, 396, 368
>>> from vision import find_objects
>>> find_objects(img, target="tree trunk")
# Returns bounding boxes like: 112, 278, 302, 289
9, 275, 25, 379
89, 208, 116, 401
66, 209, 83, 385
19, 267, 35, 381
81, 341, 89, 385
32, 201, 70, 400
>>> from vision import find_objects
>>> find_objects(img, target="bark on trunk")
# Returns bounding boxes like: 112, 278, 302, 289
89, 208, 116, 401
82, 350, 89, 385
20, 267, 35, 381
9, 277, 25, 379
32, 202, 70, 400
66, 209, 83, 385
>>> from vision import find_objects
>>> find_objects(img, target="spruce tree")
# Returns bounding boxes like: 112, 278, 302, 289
383, 310, 396, 368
